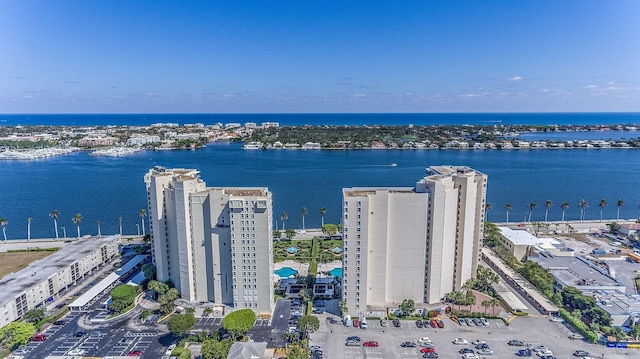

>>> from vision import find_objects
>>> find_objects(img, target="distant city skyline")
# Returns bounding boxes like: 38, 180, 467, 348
1, 1, 639, 113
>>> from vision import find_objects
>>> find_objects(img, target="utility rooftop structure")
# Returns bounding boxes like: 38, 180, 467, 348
145, 167, 274, 316
0, 235, 119, 327
341, 165, 487, 316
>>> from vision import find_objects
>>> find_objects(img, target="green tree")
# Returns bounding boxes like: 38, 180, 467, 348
72, 213, 83, 238
319, 207, 327, 227
0, 218, 7, 242
280, 212, 288, 231
296, 315, 320, 339
611, 326, 626, 342
273, 230, 282, 240
201, 339, 233, 359
608, 222, 621, 233
400, 299, 415, 317
544, 200, 553, 222
528, 202, 537, 222
339, 300, 348, 316
321, 224, 337, 237
599, 198, 608, 222
222, 309, 256, 339
475, 265, 499, 292
286, 344, 311, 359
142, 263, 156, 279
485, 202, 492, 221
110, 284, 137, 313
0, 321, 36, 349
139, 208, 147, 236
504, 203, 512, 223
50, 209, 60, 240
578, 199, 588, 222
481, 299, 491, 314
167, 313, 196, 336
22, 307, 46, 324
616, 199, 624, 221
560, 201, 569, 222
301, 207, 307, 230
285, 228, 296, 240
158, 288, 179, 314
483, 222, 500, 247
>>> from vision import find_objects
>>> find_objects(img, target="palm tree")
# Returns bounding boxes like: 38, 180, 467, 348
599, 198, 608, 222
616, 199, 624, 221
504, 203, 512, 223
544, 200, 553, 222
118, 216, 123, 236
489, 298, 500, 315
139, 209, 147, 236
481, 299, 491, 314
27, 217, 32, 242
50, 210, 60, 240
319, 207, 327, 227
280, 212, 288, 231
485, 203, 492, 221
301, 207, 307, 231
528, 202, 537, 222
560, 201, 569, 222
0, 218, 7, 242
578, 199, 588, 222
72, 213, 83, 238
97, 220, 101, 237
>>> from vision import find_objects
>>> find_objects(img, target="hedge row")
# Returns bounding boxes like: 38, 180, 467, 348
558, 308, 598, 343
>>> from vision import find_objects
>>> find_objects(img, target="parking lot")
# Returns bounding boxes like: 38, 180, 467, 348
311, 314, 633, 359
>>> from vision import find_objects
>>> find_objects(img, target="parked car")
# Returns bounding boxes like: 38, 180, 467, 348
416, 320, 424, 328
459, 348, 475, 354
360, 319, 368, 329
380, 319, 388, 327
73, 331, 87, 337
437, 319, 445, 328
516, 349, 533, 357
13, 348, 29, 355
363, 341, 379, 347
549, 316, 563, 323
430, 319, 438, 328
573, 350, 590, 357
464, 318, 474, 326
393, 319, 401, 327
420, 343, 436, 349
471, 339, 487, 345
480, 317, 489, 326
345, 340, 360, 346
127, 350, 142, 356
401, 341, 417, 348
508, 339, 525, 346
452, 337, 468, 345
423, 353, 439, 358
458, 318, 466, 326
53, 320, 66, 326
473, 318, 483, 326
418, 337, 432, 344
477, 348, 494, 355
568, 333, 583, 340
353, 318, 360, 328
68, 349, 85, 355
30, 334, 46, 342
420, 347, 436, 353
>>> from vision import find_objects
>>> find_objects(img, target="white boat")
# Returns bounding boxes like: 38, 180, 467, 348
391, 163, 398, 167
242, 141, 264, 150
90, 147, 141, 157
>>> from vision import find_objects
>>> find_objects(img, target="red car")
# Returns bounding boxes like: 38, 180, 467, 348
353, 318, 360, 328
430, 319, 438, 328
30, 334, 46, 342
363, 341, 379, 347
127, 350, 142, 356
421, 347, 436, 353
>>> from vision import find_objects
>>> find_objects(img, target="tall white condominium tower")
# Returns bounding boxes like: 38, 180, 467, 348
341, 165, 487, 316
145, 167, 274, 316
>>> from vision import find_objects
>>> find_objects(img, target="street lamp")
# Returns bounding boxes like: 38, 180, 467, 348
61, 227, 66, 239
136, 224, 140, 236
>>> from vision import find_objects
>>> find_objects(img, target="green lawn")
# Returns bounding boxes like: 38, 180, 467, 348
274, 237, 342, 263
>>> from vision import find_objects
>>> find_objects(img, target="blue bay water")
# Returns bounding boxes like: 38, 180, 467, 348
1, 112, 640, 126
1, 142, 639, 240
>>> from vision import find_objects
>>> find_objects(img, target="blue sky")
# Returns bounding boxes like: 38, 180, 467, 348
1, 1, 639, 113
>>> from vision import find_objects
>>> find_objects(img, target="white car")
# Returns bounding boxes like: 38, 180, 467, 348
68, 349, 86, 355
418, 337, 432, 344
537, 350, 553, 357
477, 348, 494, 355
471, 339, 487, 345
549, 316, 563, 323
453, 337, 468, 345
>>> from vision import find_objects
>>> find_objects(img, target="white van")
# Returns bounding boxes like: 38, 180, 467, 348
360, 318, 368, 329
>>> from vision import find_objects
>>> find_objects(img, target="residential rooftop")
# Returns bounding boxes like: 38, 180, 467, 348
0, 235, 119, 306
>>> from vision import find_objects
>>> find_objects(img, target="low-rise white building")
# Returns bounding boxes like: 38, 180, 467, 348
0, 235, 119, 328
126, 135, 160, 146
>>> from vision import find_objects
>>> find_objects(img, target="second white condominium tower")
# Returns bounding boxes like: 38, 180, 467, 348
341, 165, 487, 315
145, 167, 274, 315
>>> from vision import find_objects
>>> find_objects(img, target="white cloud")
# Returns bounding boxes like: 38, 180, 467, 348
508, 76, 523, 81
585, 85, 597, 89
